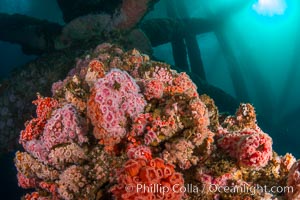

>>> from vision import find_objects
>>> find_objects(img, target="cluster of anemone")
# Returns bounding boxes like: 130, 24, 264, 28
110, 158, 185, 200
87, 68, 146, 151
217, 128, 273, 168
0, 55, 74, 153
14, 43, 300, 200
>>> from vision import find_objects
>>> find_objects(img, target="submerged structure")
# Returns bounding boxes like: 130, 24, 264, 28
14, 43, 300, 200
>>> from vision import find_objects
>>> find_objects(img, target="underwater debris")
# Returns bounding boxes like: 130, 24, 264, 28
0, 0, 159, 56
14, 43, 298, 199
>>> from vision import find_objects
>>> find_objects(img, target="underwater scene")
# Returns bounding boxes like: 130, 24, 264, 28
0, 0, 299, 199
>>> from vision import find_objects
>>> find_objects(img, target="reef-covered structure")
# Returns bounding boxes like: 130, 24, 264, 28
14, 43, 298, 200
0, 0, 241, 155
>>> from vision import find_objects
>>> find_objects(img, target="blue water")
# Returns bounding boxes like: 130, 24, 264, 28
149, 0, 300, 157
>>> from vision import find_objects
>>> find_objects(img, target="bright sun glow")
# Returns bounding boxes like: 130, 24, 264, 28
252, 0, 287, 16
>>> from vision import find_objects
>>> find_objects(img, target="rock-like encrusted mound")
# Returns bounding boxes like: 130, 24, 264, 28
15, 43, 298, 200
